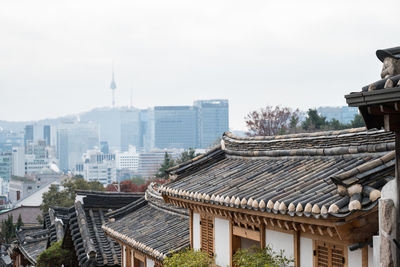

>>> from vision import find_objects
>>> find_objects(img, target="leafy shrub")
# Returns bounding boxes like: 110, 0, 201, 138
163, 248, 213, 267
37, 241, 75, 267
233, 246, 293, 267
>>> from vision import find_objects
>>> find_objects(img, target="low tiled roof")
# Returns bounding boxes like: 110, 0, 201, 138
161, 128, 394, 219
103, 184, 189, 261
64, 191, 144, 266
16, 226, 49, 265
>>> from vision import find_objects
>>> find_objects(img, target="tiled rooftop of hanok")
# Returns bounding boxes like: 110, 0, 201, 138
160, 128, 394, 219
63, 190, 144, 266
103, 184, 190, 262
16, 226, 49, 265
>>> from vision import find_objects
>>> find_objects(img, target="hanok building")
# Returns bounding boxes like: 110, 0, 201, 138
103, 183, 190, 267
62, 190, 143, 266
345, 46, 400, 266
12, 226, 49, 267
11, 206, 72, 267
160, 129, 395, 267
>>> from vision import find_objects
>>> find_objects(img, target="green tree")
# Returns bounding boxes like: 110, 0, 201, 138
40, 177, 105, 214
233, 246, 293, 267
16, 214, 23, 230
0, 215, 16, 244
156, 152, 175, 179
37, 241, 75, 267
163, 248, 213, 267
302, 109, 328, 131
351, 114, 365, 128
176, 148, 199, 165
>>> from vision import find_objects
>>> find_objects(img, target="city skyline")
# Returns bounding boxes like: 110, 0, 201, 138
2, 0, 400, 131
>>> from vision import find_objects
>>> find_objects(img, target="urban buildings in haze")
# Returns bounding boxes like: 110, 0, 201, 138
154, 106, 198, 149
57, 121, 99, 171
194, 99, 229, 148
317, 106, 359, 124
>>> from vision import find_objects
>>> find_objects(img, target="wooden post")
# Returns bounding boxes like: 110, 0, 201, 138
189, 209, 193, 249
294, 231, 300, 267
396, 131, 400, 266
362, 245, 368, 267
260, 223, 266, 249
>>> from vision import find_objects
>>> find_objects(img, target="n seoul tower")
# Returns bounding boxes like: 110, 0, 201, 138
110, 64, 117, 108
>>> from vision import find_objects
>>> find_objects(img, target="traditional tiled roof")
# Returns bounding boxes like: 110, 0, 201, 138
63, 191, 144, 266
16, 226, 49, 265
161, 128, 394, 219
103, 183, 189, 262
44, 206, 72, 246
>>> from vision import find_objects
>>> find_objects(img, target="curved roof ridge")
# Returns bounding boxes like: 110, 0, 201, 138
223, 127, 368, 141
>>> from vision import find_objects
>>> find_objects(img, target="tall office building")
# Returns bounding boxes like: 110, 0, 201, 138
24, 125, 34, 146
43, 125, 51, 146
57, 122, 99, 171
0, 153, 12, 181
0, 130, 23, 153
194, 99, 229, 148
100, 141, 109, 154
120, 109, 140, 152
154, 106, 198, 149
139, 109, 155, 152
75, 149, 116, 186
11, 147, 25, 177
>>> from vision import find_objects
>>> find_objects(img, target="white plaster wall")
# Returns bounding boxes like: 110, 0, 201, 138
193, 213, 201, 250
146, 258, 155, 267
214, 218, 230, 267
347, 248, 362, 267
368, 246, 373, 267
373, 235, 380, 267
300, 237, 312, 267
265, 229, 294, 259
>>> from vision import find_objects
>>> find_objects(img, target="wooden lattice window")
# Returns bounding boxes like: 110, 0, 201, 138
200, 214, 214, 257
314, 240, 346, 267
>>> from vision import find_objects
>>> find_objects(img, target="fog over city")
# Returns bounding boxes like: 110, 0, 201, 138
1, 0, 400, 130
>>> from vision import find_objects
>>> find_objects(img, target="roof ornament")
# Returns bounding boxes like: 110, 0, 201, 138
368, 46, 400, 91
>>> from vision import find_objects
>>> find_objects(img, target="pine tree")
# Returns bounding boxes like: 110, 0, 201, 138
16, 214, 24, 230
156, 152, 175, 179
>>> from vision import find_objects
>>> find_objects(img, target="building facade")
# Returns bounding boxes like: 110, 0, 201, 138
56, 121, 99, 171
75, 149, 116, 186
116, 146, 139, 172
194, 99, 229, 148
154, 106, 198, 149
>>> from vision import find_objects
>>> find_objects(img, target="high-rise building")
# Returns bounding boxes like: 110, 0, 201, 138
0, 130, 23, 153
57, 122, 99, 171
75, 149, 116, 186
139, 109, 155, 152
120, 109, 140, 152
138, 149, 181, 177
24, 125, 34, 146
11, 147, 25, 177
194, 99, 229, 148
154, 106, 198, 149
116, 145, 139, 172
43, 125, 51, 146
0, 153, 11, 197
100, 141, 109, 154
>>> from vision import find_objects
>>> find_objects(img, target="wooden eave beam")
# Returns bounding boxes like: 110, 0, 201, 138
166, 195, 342, 227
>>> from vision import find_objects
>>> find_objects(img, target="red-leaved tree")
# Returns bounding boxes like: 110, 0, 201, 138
245, 106, 299, 136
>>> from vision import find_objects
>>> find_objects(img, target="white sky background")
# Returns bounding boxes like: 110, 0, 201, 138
1, 0, 400, 130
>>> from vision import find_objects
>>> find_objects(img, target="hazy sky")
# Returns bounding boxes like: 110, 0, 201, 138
1, 0, 400, 130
